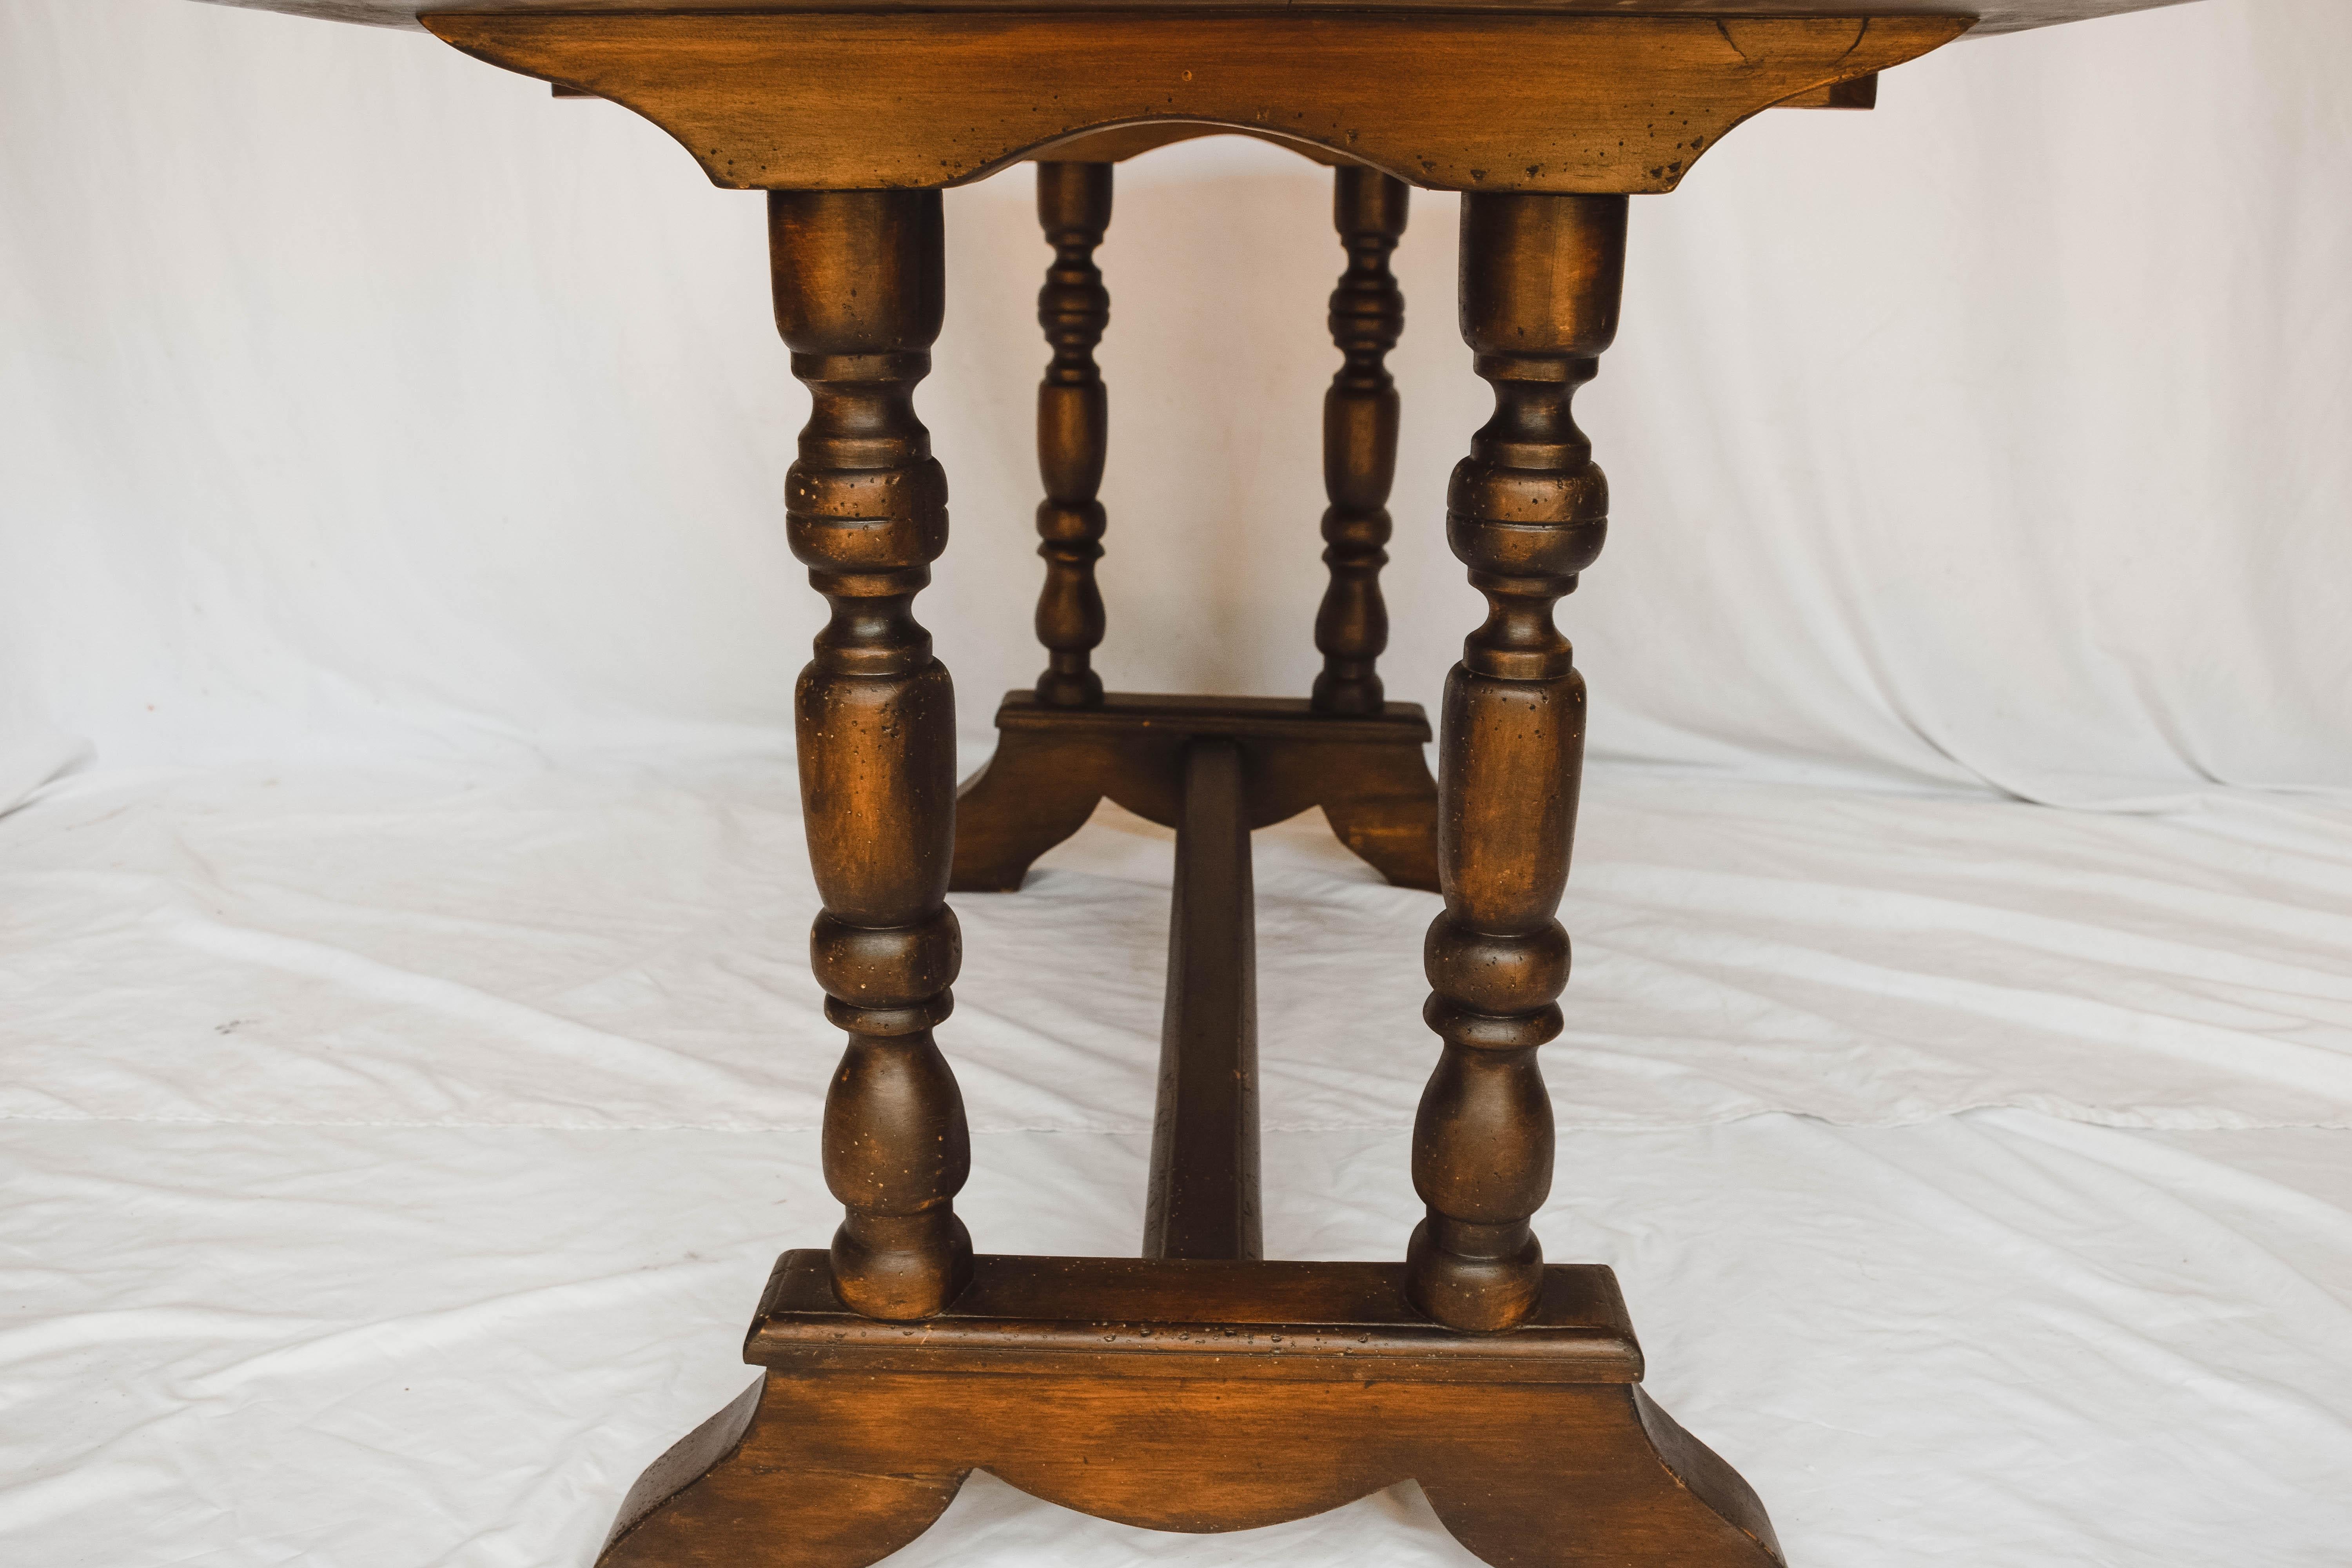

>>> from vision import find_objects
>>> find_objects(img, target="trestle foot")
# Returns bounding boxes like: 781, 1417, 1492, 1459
595, 1376, 963, 1568
597, 1255, 1781, 1568
951, 691, 1439, 893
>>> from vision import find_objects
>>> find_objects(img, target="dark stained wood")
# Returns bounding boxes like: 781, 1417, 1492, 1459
1025, 122, 1356, 167
1313, 167, 1409, 716
773, 189, 973, 1321
425, 12, 1965, 193
950, 691, 1440, 893
1781, 71, 1882, 109
165, 4, 2232, 1564
568, 91, 1876, 128
602, 1376, 1782, 1567
746, 1252, 1640, 1379
1030, 162, 1114, 709
597, 1252, 1780, 1567
598, 1376, 963, 1568
596, 1377, 768, 1562
1027, 71, 1895, 165
1144, 741, 1263, 1262
212, 0, 2208, 45
1408, 192, 1624, 1334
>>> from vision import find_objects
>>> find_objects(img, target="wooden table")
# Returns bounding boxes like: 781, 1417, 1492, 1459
195, 3, 2203, 1563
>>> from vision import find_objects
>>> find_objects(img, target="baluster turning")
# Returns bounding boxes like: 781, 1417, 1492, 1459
1032, 161, 1114, 708
1312, 167, 1409, 716
1408, 192, 1628, 1333
772, 188, 973, 1321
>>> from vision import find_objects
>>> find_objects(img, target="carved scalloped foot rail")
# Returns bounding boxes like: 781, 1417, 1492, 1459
597, 1256, 1784, 1568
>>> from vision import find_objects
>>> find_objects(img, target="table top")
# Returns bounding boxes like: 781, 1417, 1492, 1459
202, 0, 2199, 42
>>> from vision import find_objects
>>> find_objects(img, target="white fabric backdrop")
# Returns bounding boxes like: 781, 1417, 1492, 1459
4, 4, 2350, 1568
3, 0, 2347, 802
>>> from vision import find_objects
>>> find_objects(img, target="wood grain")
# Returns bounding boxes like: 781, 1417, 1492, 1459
602, 1375, 1786, 1566
1408, 192, 1625, 1332
747, 1251, 1642, 1381
1024, 121, 1354, 167
426, 12, 1966, 192
598, 1253, 1782, 1566
1029, 162, 1114, 708
1143, 742, 1263, 1262
171, 4, 2202, 1564
775, 189, 973, 1321
949, 691, 1441, 893
1313, 167, 1410, 715
1780, 71, 1883, 108
212, 0, 2203, 45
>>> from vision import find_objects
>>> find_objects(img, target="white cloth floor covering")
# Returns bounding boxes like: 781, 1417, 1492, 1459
4, 758, 2349, 1566
9, 7, 2349, 1565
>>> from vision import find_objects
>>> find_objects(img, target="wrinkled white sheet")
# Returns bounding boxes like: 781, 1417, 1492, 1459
2, 1112, 2347, 1567
4, 3, 2348, 1563
2, 763, 2350, 1566
7, 760, 2350, 1135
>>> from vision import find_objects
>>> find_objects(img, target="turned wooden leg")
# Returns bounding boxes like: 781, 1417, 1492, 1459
1313, 166, 1408, 717
772, 188, 973, 1321
1032, 160, 1113, 709
1408, 192, 1627, 1333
